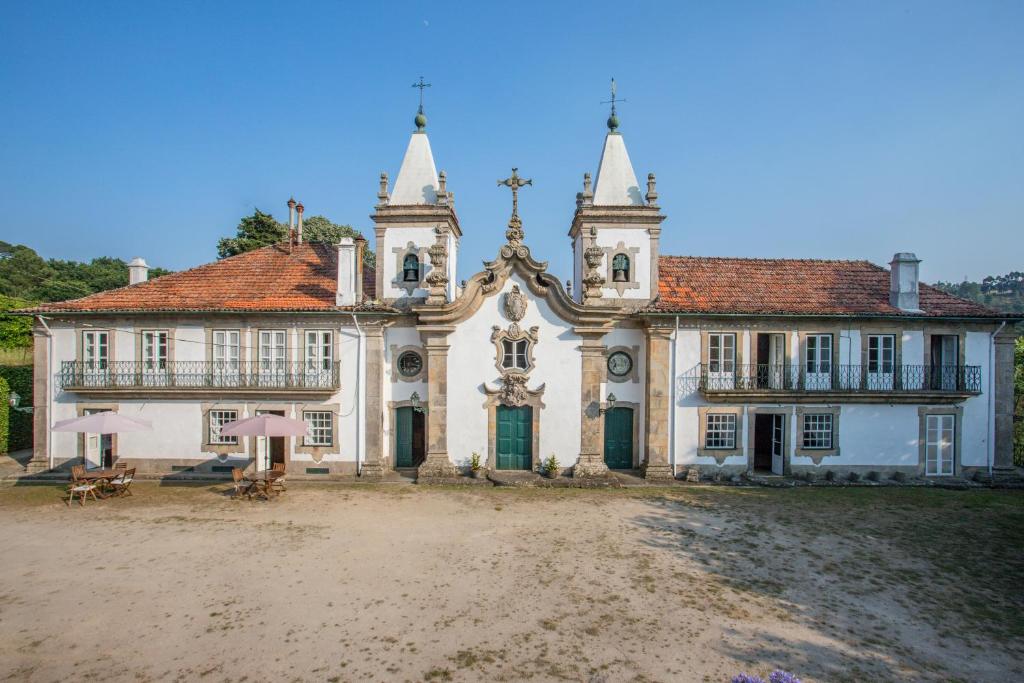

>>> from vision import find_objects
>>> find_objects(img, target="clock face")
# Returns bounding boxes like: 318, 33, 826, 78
398, 351, 423, 378
608, 352, 632, 377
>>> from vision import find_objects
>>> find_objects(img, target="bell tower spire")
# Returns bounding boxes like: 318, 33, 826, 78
372, 78, 460, 306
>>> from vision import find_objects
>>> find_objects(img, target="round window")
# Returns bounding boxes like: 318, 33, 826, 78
397, 351, 423, 378
607, 351, 632, 378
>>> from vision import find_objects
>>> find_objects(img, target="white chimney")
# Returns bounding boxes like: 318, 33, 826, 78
336, 238, 357, 306
128, 257, 149, 285
889, 252, 921, 312
296, 202, 304, 244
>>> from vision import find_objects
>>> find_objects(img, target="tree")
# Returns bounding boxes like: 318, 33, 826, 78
301, 215, 376, 268
216, 209, 287, 258
0, 295, 33, 350
216, 210, 375, 267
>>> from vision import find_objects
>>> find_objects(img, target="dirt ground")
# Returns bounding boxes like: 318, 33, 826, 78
0, 483, 1021, 683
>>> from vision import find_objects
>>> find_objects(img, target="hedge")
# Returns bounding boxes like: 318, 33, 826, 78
0, 365, 31, 451
0, 377, 8, 454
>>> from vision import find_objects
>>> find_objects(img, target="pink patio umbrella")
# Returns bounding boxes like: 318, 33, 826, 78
219, 414, 309, 438
52, 411, 153, 434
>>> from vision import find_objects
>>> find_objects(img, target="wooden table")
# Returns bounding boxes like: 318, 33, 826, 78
244, 473, 277, 500
79, 469, 119, 498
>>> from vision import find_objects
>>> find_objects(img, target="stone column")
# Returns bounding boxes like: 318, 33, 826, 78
26, 325, 51, 473
360, 324, 386, 479
643, 325, 675, 481
993, 327, 1018, 472
574, 329, 610, 478
417, 326, 458, 480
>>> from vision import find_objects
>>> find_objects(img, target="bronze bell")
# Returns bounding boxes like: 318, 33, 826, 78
404, 266, 418, 281
613, 268, 628, 282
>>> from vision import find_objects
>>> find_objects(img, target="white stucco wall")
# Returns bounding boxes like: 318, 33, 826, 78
445, 274, 583, 469
593, 227, 651, 301
380, 228, 457, 301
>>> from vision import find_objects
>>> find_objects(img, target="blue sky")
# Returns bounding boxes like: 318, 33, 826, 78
1, 1, 1021, 283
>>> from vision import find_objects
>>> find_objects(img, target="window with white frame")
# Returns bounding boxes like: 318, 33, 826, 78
925, 414, 955, 476
501, 338, 529, 371
802, 413, 833, 449
259, 330, 287, 370
708, 333, 736, 373
213, 330, 240, 370
805, 335, 832, 374
142, 330, 169, 370
705, 413, 737, 449
303, 411, 333, 446
868, 335, 895, 374
305, 330, 333, 371
209, 410, 238, 445
83, 330, 108, 369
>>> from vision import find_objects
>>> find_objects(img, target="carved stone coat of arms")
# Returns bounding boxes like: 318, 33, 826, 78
503, 285, 528, 321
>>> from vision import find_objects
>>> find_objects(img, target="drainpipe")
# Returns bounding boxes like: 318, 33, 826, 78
349, 314, 365, 475
987, 321, 1006, 477
668, 316, 679, 475
36, 315, 54, 471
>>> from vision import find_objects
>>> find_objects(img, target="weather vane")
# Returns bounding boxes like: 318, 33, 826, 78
497, 168, 532, 219
412, 76, 431, 114
600, 77, 626, 131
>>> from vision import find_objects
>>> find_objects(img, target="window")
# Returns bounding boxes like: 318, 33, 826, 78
397, 351, 423, 378
705, 414, 737, 449
607, 351, 632, 378
83, 330, 108, 370
213, 330, 240, 370
259, 330, 287, 370
142, 330, 169, 370
304, 411, 333, 446
868, 335, 895, 374
306, 331, 333, 371
611, 253, 630, 282
925, 414, 955, 476
805, 335, 832, 374
209, 410, 238, 445
802, 413, 833, 449
708, 333, 736, 373
501, 339, 529, 371
402, 253, 420, 282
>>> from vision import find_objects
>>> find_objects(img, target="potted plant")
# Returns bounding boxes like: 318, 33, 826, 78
541, 454, 559, 479
469, 452, 484, 479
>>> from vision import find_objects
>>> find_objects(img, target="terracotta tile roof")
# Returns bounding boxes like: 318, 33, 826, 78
651, 256, 1007, 318
21, 243, 387, 314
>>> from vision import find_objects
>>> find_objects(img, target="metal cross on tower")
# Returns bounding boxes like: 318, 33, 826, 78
601, 78, 626, 131
412, 76, 431, 114
497, 167, 532, 218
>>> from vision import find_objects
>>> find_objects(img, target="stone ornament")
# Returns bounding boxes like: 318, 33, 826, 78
425, 228, 449, 304
490, 323, 539, 375
503, 284, 528, 321
499, 373, 530, 407
582, 227, 606, 300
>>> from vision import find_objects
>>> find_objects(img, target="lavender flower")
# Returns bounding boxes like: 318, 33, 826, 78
768, 672, 802, 683
731, 676, 765, 683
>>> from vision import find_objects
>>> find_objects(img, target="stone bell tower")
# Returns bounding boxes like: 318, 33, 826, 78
570, 81, 664, 306
373, 82, 460, 305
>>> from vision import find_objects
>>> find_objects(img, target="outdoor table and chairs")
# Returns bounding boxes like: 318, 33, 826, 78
65, 465, 135, 505
231, 468, 286, 500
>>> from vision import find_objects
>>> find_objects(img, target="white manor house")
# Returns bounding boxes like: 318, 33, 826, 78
22, 107, 1019, 482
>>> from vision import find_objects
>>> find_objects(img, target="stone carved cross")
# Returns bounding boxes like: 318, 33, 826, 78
411, 76, 431, 113
497, 168, 532, 218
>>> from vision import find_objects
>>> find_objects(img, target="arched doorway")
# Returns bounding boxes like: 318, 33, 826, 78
604, 406, 634, 470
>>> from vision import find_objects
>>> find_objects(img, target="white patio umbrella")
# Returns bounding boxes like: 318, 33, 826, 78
52, 411, 153, 433
219, 414, 309, 438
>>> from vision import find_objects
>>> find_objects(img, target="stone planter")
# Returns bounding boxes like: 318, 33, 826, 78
469, 468, 485, 479
541, 468, 558, 479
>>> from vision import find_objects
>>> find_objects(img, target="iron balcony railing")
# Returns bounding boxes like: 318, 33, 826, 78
699, 364, 982, 394
58, 360, 340, 392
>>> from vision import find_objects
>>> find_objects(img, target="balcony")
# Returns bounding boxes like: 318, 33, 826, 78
697, 364, 981, 404
58, 361, 341, 397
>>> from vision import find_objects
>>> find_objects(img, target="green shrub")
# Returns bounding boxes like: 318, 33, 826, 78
0, 377, 8, 454
0, 365, 32, 450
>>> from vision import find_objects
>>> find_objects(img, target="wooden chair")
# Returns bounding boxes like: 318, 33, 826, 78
269, 464, 286, 492
266, 470, 286, 496
109, 468, 135, 497
231, 468, 254, 499
66, 466, 97, 506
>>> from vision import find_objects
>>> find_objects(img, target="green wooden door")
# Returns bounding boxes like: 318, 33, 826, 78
496, 405, 532, 470
604, 407, 634, 469
395, 406, 414, 468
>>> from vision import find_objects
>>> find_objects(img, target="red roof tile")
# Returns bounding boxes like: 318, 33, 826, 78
652, 256, 1005, 318
22, 243, 385, 313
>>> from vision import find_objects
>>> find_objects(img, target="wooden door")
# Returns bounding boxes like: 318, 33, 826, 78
496, 405, 532, 470
395, 406, 414, 468
603, 407, 633, 469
